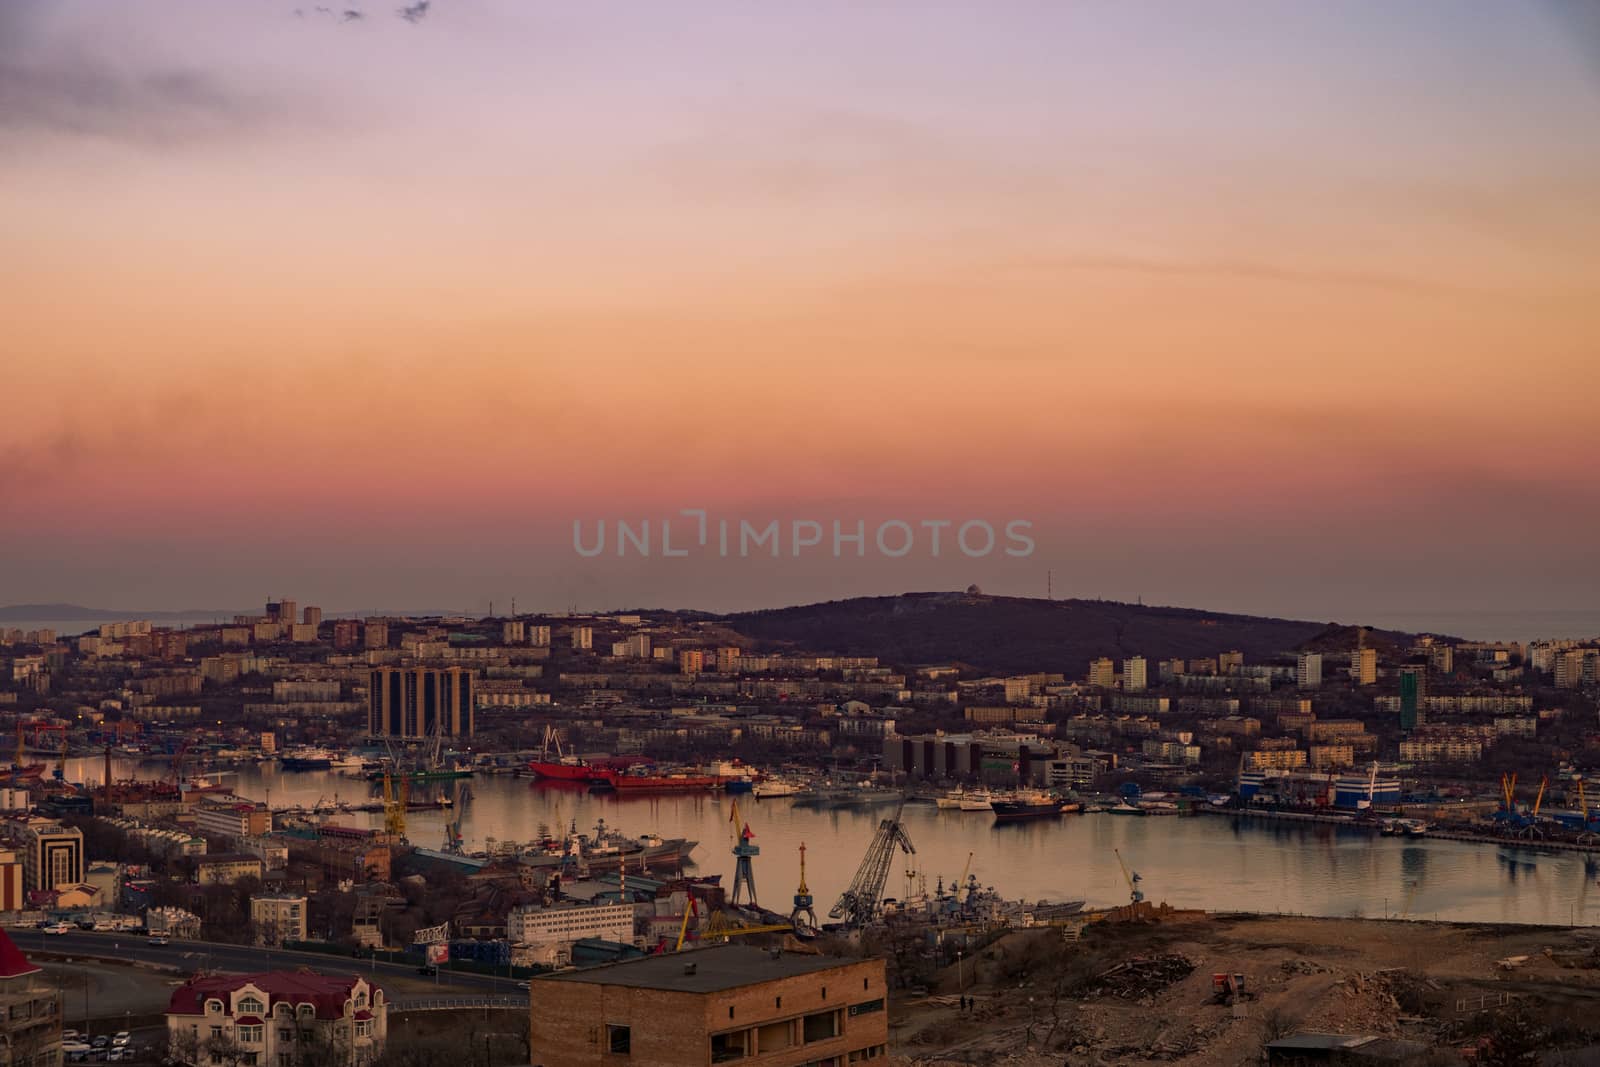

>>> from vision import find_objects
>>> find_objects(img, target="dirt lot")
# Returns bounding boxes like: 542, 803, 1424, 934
886, 914, 1600, 1065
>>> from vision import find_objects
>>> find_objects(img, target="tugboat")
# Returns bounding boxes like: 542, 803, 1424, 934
992, 791, 1062, 823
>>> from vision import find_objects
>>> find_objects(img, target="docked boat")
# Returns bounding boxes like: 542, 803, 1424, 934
1108, 800, 1146, 816
753, 777, 802, 799
992, 792, 1062, 822
485, 820, 698, 871
1058, 802, 1082, 814
935, 791, 963, 810
279, 747, 334, 771
959, 790, 994, 812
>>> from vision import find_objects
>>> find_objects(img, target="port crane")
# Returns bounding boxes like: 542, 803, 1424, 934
830, 796, 915, 928
729, 798, 759, 907
791, 842, 818, 936
703, 911, 795, 941
381, 771, 408, 837
1114, 848, 1144, 905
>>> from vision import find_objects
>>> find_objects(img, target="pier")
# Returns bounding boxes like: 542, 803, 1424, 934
1198, 805, 1600, 854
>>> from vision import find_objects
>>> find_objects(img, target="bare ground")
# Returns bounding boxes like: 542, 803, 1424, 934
886, 914, 1600, 1066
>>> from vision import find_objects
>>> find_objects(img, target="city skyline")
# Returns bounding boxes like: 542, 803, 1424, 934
4, 1, 1599, 617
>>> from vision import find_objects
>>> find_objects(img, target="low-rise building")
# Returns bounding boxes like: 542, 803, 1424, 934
508, 901, 634, 948
194, 855, 265, 886
166, 972, 386, 1067
146, 907, 202, 939
0, 928, 61, 1067
532, 945, 887, 1067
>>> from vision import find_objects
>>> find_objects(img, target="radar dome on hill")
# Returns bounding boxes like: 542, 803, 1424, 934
965, 584, 983, 595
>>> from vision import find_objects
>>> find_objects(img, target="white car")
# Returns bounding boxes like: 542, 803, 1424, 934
113, 1033, 132, 1048
43, 923, 71, 935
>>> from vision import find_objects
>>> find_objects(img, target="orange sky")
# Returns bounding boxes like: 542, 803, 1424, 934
3, 1, 1599, 615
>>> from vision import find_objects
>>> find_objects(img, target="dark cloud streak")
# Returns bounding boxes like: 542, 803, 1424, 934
0, 4, 310, 149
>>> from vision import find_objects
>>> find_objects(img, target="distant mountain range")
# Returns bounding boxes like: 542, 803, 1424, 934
720, 592, 1431, 675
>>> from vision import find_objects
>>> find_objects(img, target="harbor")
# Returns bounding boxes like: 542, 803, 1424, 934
43, 753, 1600, 929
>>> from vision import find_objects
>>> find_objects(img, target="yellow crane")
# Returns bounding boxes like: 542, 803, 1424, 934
381, 771, 407, 837
1114, 848, 1144, 905
674, 892, 700, 952
702, 910, 795, 941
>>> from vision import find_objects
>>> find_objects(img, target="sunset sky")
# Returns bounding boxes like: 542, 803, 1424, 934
3, 1, 1598, 619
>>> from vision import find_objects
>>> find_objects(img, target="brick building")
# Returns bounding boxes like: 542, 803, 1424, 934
531, 945, 888, 1067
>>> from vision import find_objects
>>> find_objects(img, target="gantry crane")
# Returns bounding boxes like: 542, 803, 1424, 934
830, 796, 915, 927
729, 799, 760, 908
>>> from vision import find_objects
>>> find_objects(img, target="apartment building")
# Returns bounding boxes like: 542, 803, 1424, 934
20, 821, 82, 894
250, 893, 308, 946
194, 800, 273, 840
367, 667, 475, 739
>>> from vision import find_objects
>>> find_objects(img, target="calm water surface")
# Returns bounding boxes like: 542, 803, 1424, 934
71, 759, 1600, 927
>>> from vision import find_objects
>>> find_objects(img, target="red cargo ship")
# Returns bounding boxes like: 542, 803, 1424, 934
527, 756, 650, 783
593, 766, 727, 793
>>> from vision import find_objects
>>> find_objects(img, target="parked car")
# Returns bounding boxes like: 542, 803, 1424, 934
417, 965, 437, 976
92, 1036, 110, 1049
113, 1033, 132, 1048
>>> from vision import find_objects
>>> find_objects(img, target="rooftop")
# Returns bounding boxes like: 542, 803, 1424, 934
540, 944, 858, 994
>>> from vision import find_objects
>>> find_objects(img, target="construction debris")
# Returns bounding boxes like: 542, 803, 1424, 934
1086, 953, 1196, 999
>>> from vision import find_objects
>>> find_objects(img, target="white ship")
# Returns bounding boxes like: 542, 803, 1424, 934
753, 777, 801, 799
958, 790, 994, 812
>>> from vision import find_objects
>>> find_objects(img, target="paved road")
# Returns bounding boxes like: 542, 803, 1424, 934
19, 929, 523, 996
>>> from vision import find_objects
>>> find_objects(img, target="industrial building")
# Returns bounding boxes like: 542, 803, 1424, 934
531, 945, 887, 1067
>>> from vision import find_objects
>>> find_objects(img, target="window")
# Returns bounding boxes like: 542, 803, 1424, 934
238, 998, 265, 1016
863, 978, 869, 991
210, 1028, 223, 1041
278, 1030, 294, 1043
848, 1047, 886, 1064
239, 1026, 264, 1043
802, 1012, 838, 1044
757, 1021, 792, 1052
710, 1032, 748, 1063
606, 1025, 630, 1055
775, 997, 781, 1010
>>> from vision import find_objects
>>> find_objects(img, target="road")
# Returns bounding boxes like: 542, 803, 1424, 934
19, 929, 524, 996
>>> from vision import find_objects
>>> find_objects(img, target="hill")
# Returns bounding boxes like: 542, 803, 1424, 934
721, 592, 1426, 675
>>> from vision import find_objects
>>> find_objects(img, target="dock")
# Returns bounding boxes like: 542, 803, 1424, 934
1199, 805, 1600, 854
